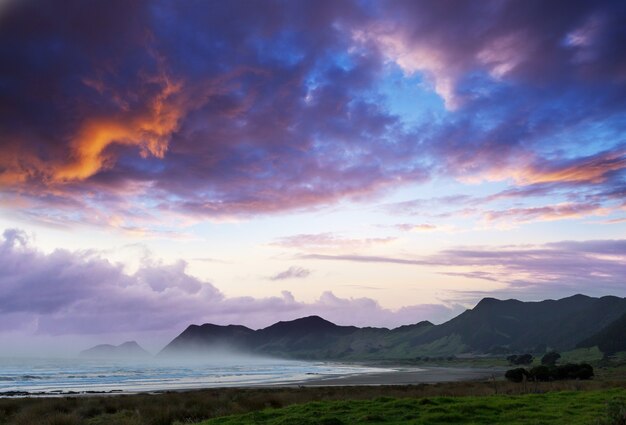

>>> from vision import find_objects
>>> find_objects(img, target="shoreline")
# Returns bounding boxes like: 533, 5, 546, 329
0, 365, 504, 397
296, 366, 503, 387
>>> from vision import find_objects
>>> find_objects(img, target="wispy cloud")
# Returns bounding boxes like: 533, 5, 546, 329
269, 266, 311, 281
394, 223, 437, 232
271, 233, 396, 251
483, 202, 610, 224
302, 239, 626, 298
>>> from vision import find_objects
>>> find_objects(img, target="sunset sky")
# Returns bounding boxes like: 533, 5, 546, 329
0, 0, 625, 355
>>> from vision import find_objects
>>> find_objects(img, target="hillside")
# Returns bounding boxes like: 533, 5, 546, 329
159, 324, 255, 356
159, 295, 626, 359
577, 312, 626, 355
409, 295, 626, 354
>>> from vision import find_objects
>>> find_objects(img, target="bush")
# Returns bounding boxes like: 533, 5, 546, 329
554, 363, 594, 380
506, 362, 594, 383
505, 368, 529, 383
541, 351, 561, 366
529, 365, 551, 382
507, 354, 534, 365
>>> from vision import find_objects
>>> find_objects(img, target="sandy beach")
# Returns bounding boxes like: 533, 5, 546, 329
298, 366, 503, 386
0, 365, 505, 397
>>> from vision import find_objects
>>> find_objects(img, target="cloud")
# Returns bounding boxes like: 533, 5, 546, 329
460, 148, 626, 189
269, 266, 311, 281
302, 253, 428, 266
394, 223, 437, 232
0, 0, 624, 229
483, 202, 610, 224
303, 239, 626, 298
0, 229, 460, 338
271, 232, 396, 251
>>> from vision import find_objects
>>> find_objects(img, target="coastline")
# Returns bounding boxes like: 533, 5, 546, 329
0, 365, 504, 397
296, 366, 503, 387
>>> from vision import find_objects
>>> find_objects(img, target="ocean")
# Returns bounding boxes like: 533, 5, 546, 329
0, 357, 386, 395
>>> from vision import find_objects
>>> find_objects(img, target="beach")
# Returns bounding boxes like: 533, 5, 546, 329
0, 361, 504, 397
298, 366, 502, 386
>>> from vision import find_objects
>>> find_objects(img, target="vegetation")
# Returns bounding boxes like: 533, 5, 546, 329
160, 295, 626, 360
507, 354, 534, 365
596, 398, 626, 425
505, 368, 530, 383
505, 363, 594, 382
542, 351, 562, 366
3, 380, 626, 425
194, 389, 626, 425
579, 312, 626, 357
561, 347, 604, 364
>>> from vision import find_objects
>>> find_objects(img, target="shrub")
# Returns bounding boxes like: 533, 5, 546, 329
505, 368, 530, 383
554, 363, 594, 380
529, 365, 551, 382
506, 363, 594, 383
507, 354, 534, 365
541, 351, 561, 366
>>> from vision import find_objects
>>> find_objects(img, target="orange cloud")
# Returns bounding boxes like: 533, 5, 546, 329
464, 150, 626, 186
56, 76, 183, 181
483, 202, 610, 224
516, 151, 626, 185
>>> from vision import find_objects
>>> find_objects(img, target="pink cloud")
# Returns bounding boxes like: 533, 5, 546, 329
269, 266, 311, 281
0, 229, 460, 340
303, 239, 626, 298
483, 202, 610, 224
271, 233, 397, 251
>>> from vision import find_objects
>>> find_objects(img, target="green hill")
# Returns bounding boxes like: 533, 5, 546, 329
577, 312, 626, 355
160, 295, 626, 359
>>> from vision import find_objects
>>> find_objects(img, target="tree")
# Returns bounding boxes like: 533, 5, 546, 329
541, 351, 561, 366
553, 363, 594, 380
529, 365, 551, 382
505, 368, 530, 383
507, 353, 534, 365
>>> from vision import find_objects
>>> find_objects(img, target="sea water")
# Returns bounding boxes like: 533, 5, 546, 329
0, 357, 386, 394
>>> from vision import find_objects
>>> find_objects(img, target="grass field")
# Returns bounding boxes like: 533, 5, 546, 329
195, 389, 626, 425
4, 353, 626, 425
2, 381, 626, 425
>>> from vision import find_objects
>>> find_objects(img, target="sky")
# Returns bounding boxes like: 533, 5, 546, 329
0, 0, 625, 356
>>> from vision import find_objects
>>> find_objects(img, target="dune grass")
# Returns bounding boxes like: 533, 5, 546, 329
194, 389, 626, 425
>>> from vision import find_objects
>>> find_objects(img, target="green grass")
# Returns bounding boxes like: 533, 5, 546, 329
561, 347, 605, 363
3, 377, 626, 424
194, 389, 626, 425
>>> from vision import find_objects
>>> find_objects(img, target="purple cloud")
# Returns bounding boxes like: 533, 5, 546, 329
302, 239, 626, 298
0, 229, 460, 338
271, 233, 396, 251
269, 266, 311, 281
0, 0, 623, 228
394, 223, 437, 232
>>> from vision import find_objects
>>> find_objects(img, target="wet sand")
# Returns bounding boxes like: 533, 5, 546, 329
297, 366, 503, 386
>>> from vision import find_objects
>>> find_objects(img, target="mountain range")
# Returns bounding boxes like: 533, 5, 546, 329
157, 294, 626, 360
